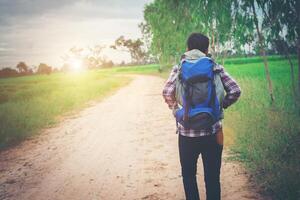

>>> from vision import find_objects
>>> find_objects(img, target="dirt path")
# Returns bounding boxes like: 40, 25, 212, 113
0, 75, 265, 200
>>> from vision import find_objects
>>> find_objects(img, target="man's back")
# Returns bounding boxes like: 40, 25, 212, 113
162, 33, 241, 200
162, 49, 241, 137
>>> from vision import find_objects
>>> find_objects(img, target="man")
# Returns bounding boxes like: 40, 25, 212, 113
162, 33, 241, 200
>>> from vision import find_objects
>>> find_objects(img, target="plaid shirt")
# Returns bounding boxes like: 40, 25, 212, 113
162, 62, 241, 137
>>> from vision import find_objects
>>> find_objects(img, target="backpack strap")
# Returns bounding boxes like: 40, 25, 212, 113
177, 61, 191, 125
175, 62, 182, 134
208, 78, 217, 108
183, 83, 190, 123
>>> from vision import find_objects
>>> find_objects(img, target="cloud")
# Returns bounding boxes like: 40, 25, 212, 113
0, 0, 151, 68
0, 0, 70, 24
0, 0, 148, 24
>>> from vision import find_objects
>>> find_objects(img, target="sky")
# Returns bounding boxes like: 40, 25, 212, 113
0, 0, 151, 69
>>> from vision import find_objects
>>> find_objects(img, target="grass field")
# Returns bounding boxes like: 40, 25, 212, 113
0, 71, 132, 148
223, 58, 299, 200
0, 56, 299, 199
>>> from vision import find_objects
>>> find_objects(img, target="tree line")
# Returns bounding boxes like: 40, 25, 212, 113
0, 35, 153, 78
142, 0, 299, 102
0, 62, 56, 78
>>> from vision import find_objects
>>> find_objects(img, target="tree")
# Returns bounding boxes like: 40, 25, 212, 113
139, 22, 158, 64
143, 0, 234, 64
87, 45, 105, 69
111, 36, 147, 64
232, 0, 299, 101
0, 67, 18, 78
256, 0, 299, 97
62, 45, 108, 70
143, 0, 298, 102
138, 22, 152, 54
16, 62, 29, 73
37, 63, 52, 75
272, 0, 300, 93
250, 0, 274, 102
101, 60, 114, 68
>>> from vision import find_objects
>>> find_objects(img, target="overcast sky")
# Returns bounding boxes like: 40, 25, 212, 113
0, 0, 151, 68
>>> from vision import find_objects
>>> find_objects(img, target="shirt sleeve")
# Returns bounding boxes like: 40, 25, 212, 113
218, 65, 241, 109
162, 65, 178, 109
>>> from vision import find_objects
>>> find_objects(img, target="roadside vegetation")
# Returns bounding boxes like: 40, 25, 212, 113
223, 58, 299, 200
0, 71, 131, 148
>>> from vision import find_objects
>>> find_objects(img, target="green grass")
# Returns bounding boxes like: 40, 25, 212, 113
113, 64, 159, 73
223, 59, 300, 200
0, 65, 162, 148
0, 70, 132, 148
218, 54, 296, 65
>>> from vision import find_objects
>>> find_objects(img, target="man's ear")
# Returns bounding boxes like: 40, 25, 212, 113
205, 49, 209, 55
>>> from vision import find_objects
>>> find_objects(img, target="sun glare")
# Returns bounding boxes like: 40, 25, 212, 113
69, 58, 83, 72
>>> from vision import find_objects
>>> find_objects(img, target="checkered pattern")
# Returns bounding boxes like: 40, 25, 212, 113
162, 63, 241, 137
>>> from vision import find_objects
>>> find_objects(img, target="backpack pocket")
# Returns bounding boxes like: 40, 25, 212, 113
188, 112, 215, 130
189, 81, 209, 105
175, 107, 216, 130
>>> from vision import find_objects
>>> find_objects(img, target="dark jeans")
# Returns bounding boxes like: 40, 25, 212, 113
179, 134, 223, 200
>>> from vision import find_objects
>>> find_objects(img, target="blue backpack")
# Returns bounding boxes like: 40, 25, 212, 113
175, 57, 222, 130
